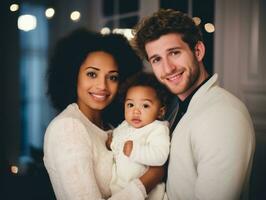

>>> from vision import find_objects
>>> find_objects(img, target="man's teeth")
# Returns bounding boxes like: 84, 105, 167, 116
167, 72, 183, 81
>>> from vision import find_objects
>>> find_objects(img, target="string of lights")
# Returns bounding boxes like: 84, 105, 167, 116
9, 3, 215, 35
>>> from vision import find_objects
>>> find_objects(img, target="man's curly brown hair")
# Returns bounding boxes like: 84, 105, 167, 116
132, 9, 203, 60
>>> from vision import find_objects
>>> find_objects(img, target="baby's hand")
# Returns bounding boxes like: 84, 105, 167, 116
106, 133, 113, 151
123, 140, 133, 157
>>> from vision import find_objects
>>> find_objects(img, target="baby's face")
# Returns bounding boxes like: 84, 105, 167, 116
124, 86, 164, 128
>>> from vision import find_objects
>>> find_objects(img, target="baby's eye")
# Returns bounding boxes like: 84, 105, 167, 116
86, 71, 97, 78
126, 103, 134, 108
143, 104, 150, 108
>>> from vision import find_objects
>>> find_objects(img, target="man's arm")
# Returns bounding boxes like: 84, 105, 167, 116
192, 107, 255, 200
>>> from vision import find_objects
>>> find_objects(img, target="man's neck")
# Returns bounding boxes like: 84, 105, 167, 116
178, 67, 209, 101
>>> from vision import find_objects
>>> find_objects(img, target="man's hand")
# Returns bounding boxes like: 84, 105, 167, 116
123, 140, 133, 157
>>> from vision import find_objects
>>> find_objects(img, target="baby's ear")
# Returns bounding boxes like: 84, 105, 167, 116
158, 106, 166, 120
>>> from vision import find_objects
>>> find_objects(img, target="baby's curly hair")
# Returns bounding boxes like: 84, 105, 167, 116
119, 72, 174, 112
46, 28, 143, 113
132, 9, 203, 59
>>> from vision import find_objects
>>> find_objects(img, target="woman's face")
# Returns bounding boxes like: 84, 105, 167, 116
77, 51, 119, 116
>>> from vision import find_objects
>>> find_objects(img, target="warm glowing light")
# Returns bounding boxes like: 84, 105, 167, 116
112, 28, 133, 40
45, 8, 55, 19
70, 11, 81, 21
17, 15, 37, 31
193, 17, 201, 26
204, 23, 215, 33
10, 4, 19, 12
11, 166, 19, 174
17, 15, 37, 32
100, 27, 111, 35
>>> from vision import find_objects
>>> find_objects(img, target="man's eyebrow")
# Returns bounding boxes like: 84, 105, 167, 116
148, 46, 182, 61
167, 47, 181, 51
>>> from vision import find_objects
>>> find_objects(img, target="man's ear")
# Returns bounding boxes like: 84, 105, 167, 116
194, 41, 205, 62
158, 106, 166, 120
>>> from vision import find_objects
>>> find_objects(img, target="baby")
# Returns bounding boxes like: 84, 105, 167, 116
106, 72, 171, 200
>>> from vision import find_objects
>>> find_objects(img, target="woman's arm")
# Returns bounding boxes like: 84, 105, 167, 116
44, 118, 104, 200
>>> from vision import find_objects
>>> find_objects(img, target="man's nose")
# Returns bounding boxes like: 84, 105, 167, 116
163, 58, 175, 74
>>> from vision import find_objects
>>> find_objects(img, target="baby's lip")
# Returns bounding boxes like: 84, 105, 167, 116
131, 118, 141, 123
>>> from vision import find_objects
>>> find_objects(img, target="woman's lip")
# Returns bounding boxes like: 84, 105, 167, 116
90, 92, 109, 101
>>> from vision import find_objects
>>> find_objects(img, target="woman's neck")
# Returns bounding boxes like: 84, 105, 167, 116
77, 102, 103, 129
88, 112, 103, 128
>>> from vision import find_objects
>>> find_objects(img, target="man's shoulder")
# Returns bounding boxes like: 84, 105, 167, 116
206, 85, 248, 114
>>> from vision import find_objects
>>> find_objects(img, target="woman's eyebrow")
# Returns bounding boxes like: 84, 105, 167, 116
85, 66, 100, 71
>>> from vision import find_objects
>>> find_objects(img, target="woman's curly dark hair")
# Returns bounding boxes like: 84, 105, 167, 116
46, 28, 143, 117
132, 9, 203, 59
119, 72, 174, 118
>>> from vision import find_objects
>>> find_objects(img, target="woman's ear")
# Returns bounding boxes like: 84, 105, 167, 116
194, 41, 205, 62
158, 106, 166, 120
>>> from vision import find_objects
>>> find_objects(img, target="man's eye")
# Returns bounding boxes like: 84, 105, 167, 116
151, 57, 161, 64
170, 51, 180, 56
87, 71, 96, 78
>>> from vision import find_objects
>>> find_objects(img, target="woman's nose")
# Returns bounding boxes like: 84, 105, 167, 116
97, 77, 107, 90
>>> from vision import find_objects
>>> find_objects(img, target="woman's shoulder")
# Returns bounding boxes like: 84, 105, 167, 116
45, 104, 86, 135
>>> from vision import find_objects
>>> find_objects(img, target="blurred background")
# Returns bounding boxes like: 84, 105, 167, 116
0, 0, 265, 199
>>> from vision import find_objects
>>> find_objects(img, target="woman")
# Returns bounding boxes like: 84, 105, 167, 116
43, 28, 164, 200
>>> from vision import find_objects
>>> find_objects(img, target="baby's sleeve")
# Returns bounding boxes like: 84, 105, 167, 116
129, 123, 170, 166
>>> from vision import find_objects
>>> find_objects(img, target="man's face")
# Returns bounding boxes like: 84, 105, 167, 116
145, 33, 204, 101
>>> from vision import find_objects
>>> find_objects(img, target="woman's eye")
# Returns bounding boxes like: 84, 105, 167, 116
86, 71, 96, 78
108, 74, 119, 82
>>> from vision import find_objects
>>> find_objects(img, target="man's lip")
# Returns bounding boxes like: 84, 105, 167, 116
166, 71, 184, 82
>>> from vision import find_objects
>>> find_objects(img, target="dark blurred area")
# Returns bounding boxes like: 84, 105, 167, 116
1, 0, 266, 199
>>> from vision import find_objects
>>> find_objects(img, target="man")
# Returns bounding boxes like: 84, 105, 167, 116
133, 9, 255, 200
